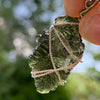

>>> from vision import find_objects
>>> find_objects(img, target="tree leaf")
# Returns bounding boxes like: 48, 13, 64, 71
29, 15, 85, 94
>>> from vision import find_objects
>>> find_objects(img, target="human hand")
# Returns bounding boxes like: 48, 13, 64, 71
63, 0, 100, 45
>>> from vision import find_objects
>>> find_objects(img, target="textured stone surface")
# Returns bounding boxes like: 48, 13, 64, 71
29, 15, 85, 94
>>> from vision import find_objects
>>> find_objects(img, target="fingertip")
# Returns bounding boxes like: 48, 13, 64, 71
63, 0, 85, 17
85, 14, 100, 45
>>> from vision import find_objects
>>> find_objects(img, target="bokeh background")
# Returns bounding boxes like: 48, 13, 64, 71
0, 0, 100, 100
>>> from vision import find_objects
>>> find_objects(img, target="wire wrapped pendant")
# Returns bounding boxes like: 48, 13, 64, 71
29, 15, 85, 94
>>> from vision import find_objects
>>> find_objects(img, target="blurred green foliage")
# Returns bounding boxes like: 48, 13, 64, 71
0, 0, 100, 100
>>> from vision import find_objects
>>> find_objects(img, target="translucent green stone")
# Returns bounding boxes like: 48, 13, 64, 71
29, 15, 85, 94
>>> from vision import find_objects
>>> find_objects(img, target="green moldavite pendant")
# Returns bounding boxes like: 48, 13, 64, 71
29, 15, 85, 94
